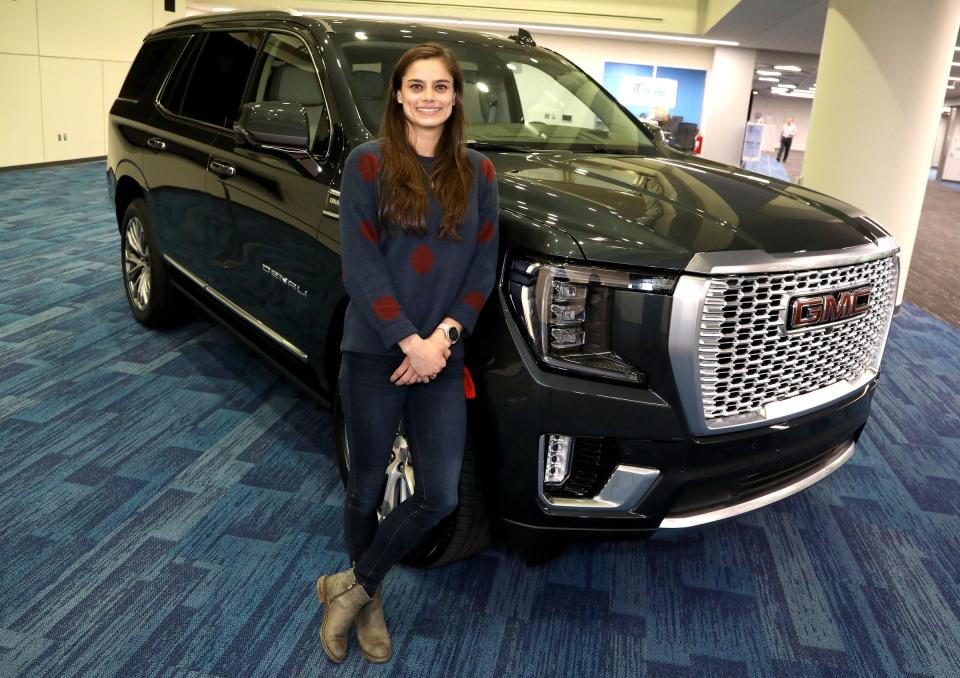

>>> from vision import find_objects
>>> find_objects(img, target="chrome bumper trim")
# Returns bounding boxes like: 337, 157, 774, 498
659, 440, 855, 528
543, 464, 660, 514
164, 255, 309, 362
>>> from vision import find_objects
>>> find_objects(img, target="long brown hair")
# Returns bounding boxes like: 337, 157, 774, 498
378, 42, 473, 239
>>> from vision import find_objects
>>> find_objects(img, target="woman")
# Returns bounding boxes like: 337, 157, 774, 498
316, 42, 499, 664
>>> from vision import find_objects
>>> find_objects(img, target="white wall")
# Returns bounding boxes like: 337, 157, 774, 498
535, 33, 714, 83
751, 93, 814, 152
0, 0, 185, 168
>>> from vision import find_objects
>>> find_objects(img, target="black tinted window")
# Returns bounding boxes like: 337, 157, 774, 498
179, 30, 260, 127
119, 37, 186, 101
247, 33, 330, 155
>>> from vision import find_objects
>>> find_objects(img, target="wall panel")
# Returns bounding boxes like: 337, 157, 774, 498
0, 54, 44, 167
0, 0, 39, 55
37, 0, 152, 62
40, 58, 105, 162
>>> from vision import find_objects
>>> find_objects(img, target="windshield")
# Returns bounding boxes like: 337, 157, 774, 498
331, 33, 657, 153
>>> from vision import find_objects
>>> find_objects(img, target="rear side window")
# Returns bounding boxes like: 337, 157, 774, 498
119, 36, 187, 101
170, 30, 261, 127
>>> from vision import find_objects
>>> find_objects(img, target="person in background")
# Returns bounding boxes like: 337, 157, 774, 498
777, 116, 798, 162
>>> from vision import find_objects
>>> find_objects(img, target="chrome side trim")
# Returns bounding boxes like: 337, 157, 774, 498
164, 255, 309, 362
685, 236, 899, 274
659, 440, 855, 528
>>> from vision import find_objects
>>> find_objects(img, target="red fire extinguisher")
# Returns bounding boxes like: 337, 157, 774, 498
693, 134, 703, 155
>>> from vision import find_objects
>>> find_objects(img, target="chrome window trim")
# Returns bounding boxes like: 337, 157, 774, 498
684, 236, 899, 274
164, 255, 309, 362
537, 435, 659, 515
659, 440, 855, 528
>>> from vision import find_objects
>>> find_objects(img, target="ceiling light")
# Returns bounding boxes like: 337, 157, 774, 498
780, 84, 796, 89
355, 31, 368, 40
774, 64, 802, 72
784, 90, 815, 99
756, 69, 781, 76
297, 10, 740, 45
949, 85, 956, 90
758, 77, 779, 82
951, 76, 960, 81
953, 62, 960, 66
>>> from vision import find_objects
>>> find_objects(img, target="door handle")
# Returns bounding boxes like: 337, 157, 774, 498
209, 159, 236, 177
146, 137, 166, 152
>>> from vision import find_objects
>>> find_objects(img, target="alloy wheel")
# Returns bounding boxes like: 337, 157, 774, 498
343, 423, 415, 521
123, 216, 151, 311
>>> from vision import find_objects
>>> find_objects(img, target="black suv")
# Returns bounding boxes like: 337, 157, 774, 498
107, 11, 899, 565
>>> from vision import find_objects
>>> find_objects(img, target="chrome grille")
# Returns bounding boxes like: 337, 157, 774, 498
698, 256, 897, 423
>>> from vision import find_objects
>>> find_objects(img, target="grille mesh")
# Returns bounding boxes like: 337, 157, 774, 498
698, 256, 897, 422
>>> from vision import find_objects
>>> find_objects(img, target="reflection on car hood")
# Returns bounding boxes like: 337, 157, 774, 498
490, 151, 889, 271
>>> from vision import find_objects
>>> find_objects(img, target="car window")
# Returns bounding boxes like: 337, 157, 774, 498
332, 36, 655, 153
119, 36, 188, 102
246, 32, 330, 155
175, 30, 261, 127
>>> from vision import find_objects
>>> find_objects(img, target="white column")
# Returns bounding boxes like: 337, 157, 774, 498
700, 46, 757, 166
801, 0, 960, 303
938, 107, 960, 181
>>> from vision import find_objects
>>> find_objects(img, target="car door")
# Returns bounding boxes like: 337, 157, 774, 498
204, 28, 343, 362
144, 28, 261, 287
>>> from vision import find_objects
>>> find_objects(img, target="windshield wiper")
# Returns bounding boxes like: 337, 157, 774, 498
466, 140, 532, 153
585, 146, 638, 155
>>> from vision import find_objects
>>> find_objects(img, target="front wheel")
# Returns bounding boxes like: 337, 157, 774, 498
334, 388, 491, 567
120, 198, 178, 327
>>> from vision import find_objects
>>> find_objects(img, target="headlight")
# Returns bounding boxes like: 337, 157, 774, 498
507, 255, 676, 383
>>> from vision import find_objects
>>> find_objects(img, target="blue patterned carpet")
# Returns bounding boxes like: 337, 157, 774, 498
1, 160, 958, 677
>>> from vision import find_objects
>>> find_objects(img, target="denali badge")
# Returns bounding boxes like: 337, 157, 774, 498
262, 263, 308, 298
788, 286, 871, 330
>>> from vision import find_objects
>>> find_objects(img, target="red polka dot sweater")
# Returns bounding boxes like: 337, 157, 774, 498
339, 140, 499, 359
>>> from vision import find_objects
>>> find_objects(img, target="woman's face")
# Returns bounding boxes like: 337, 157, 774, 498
397, 57, 455, 135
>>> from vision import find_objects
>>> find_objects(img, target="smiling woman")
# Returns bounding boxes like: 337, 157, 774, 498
315, 41, 500, 666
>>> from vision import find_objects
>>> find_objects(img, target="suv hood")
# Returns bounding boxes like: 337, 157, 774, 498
490, 151, 888, 271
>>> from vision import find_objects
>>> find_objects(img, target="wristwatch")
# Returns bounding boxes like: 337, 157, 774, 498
437, 323, 461, 345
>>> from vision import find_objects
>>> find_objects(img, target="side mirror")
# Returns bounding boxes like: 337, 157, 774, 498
234, 101, 310, 150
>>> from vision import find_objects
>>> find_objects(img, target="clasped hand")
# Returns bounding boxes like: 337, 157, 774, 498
391, 332, 451, 386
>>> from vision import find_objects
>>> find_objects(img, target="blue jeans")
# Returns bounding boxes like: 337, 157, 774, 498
338, 351, 466, 590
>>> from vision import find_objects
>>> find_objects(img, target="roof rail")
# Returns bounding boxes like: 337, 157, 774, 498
165, 8, 297, 27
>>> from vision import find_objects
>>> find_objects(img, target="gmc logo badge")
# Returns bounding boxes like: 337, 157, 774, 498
788, 286, 872, 330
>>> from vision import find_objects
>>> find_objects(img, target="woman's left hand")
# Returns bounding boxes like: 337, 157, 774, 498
390, 356, 432, 386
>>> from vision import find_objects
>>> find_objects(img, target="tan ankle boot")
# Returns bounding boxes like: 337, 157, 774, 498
316, 568, 371, 663
356, 587, 392, 663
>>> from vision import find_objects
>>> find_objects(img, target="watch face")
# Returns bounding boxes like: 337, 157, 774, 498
448, 327, 460, 342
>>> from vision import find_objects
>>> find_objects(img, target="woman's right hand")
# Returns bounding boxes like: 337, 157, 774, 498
398, 334, 449, 377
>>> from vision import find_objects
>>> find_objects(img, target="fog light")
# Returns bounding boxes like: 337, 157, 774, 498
544, 434, 574, 485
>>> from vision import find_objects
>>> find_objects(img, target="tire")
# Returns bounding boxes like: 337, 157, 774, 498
120, 198, 178, 327
334, 387, 491, 568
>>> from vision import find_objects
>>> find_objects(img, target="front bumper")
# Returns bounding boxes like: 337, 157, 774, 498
470, 298, 876, 536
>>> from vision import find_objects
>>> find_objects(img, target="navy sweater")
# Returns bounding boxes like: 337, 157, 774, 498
339, 140, 499, 359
